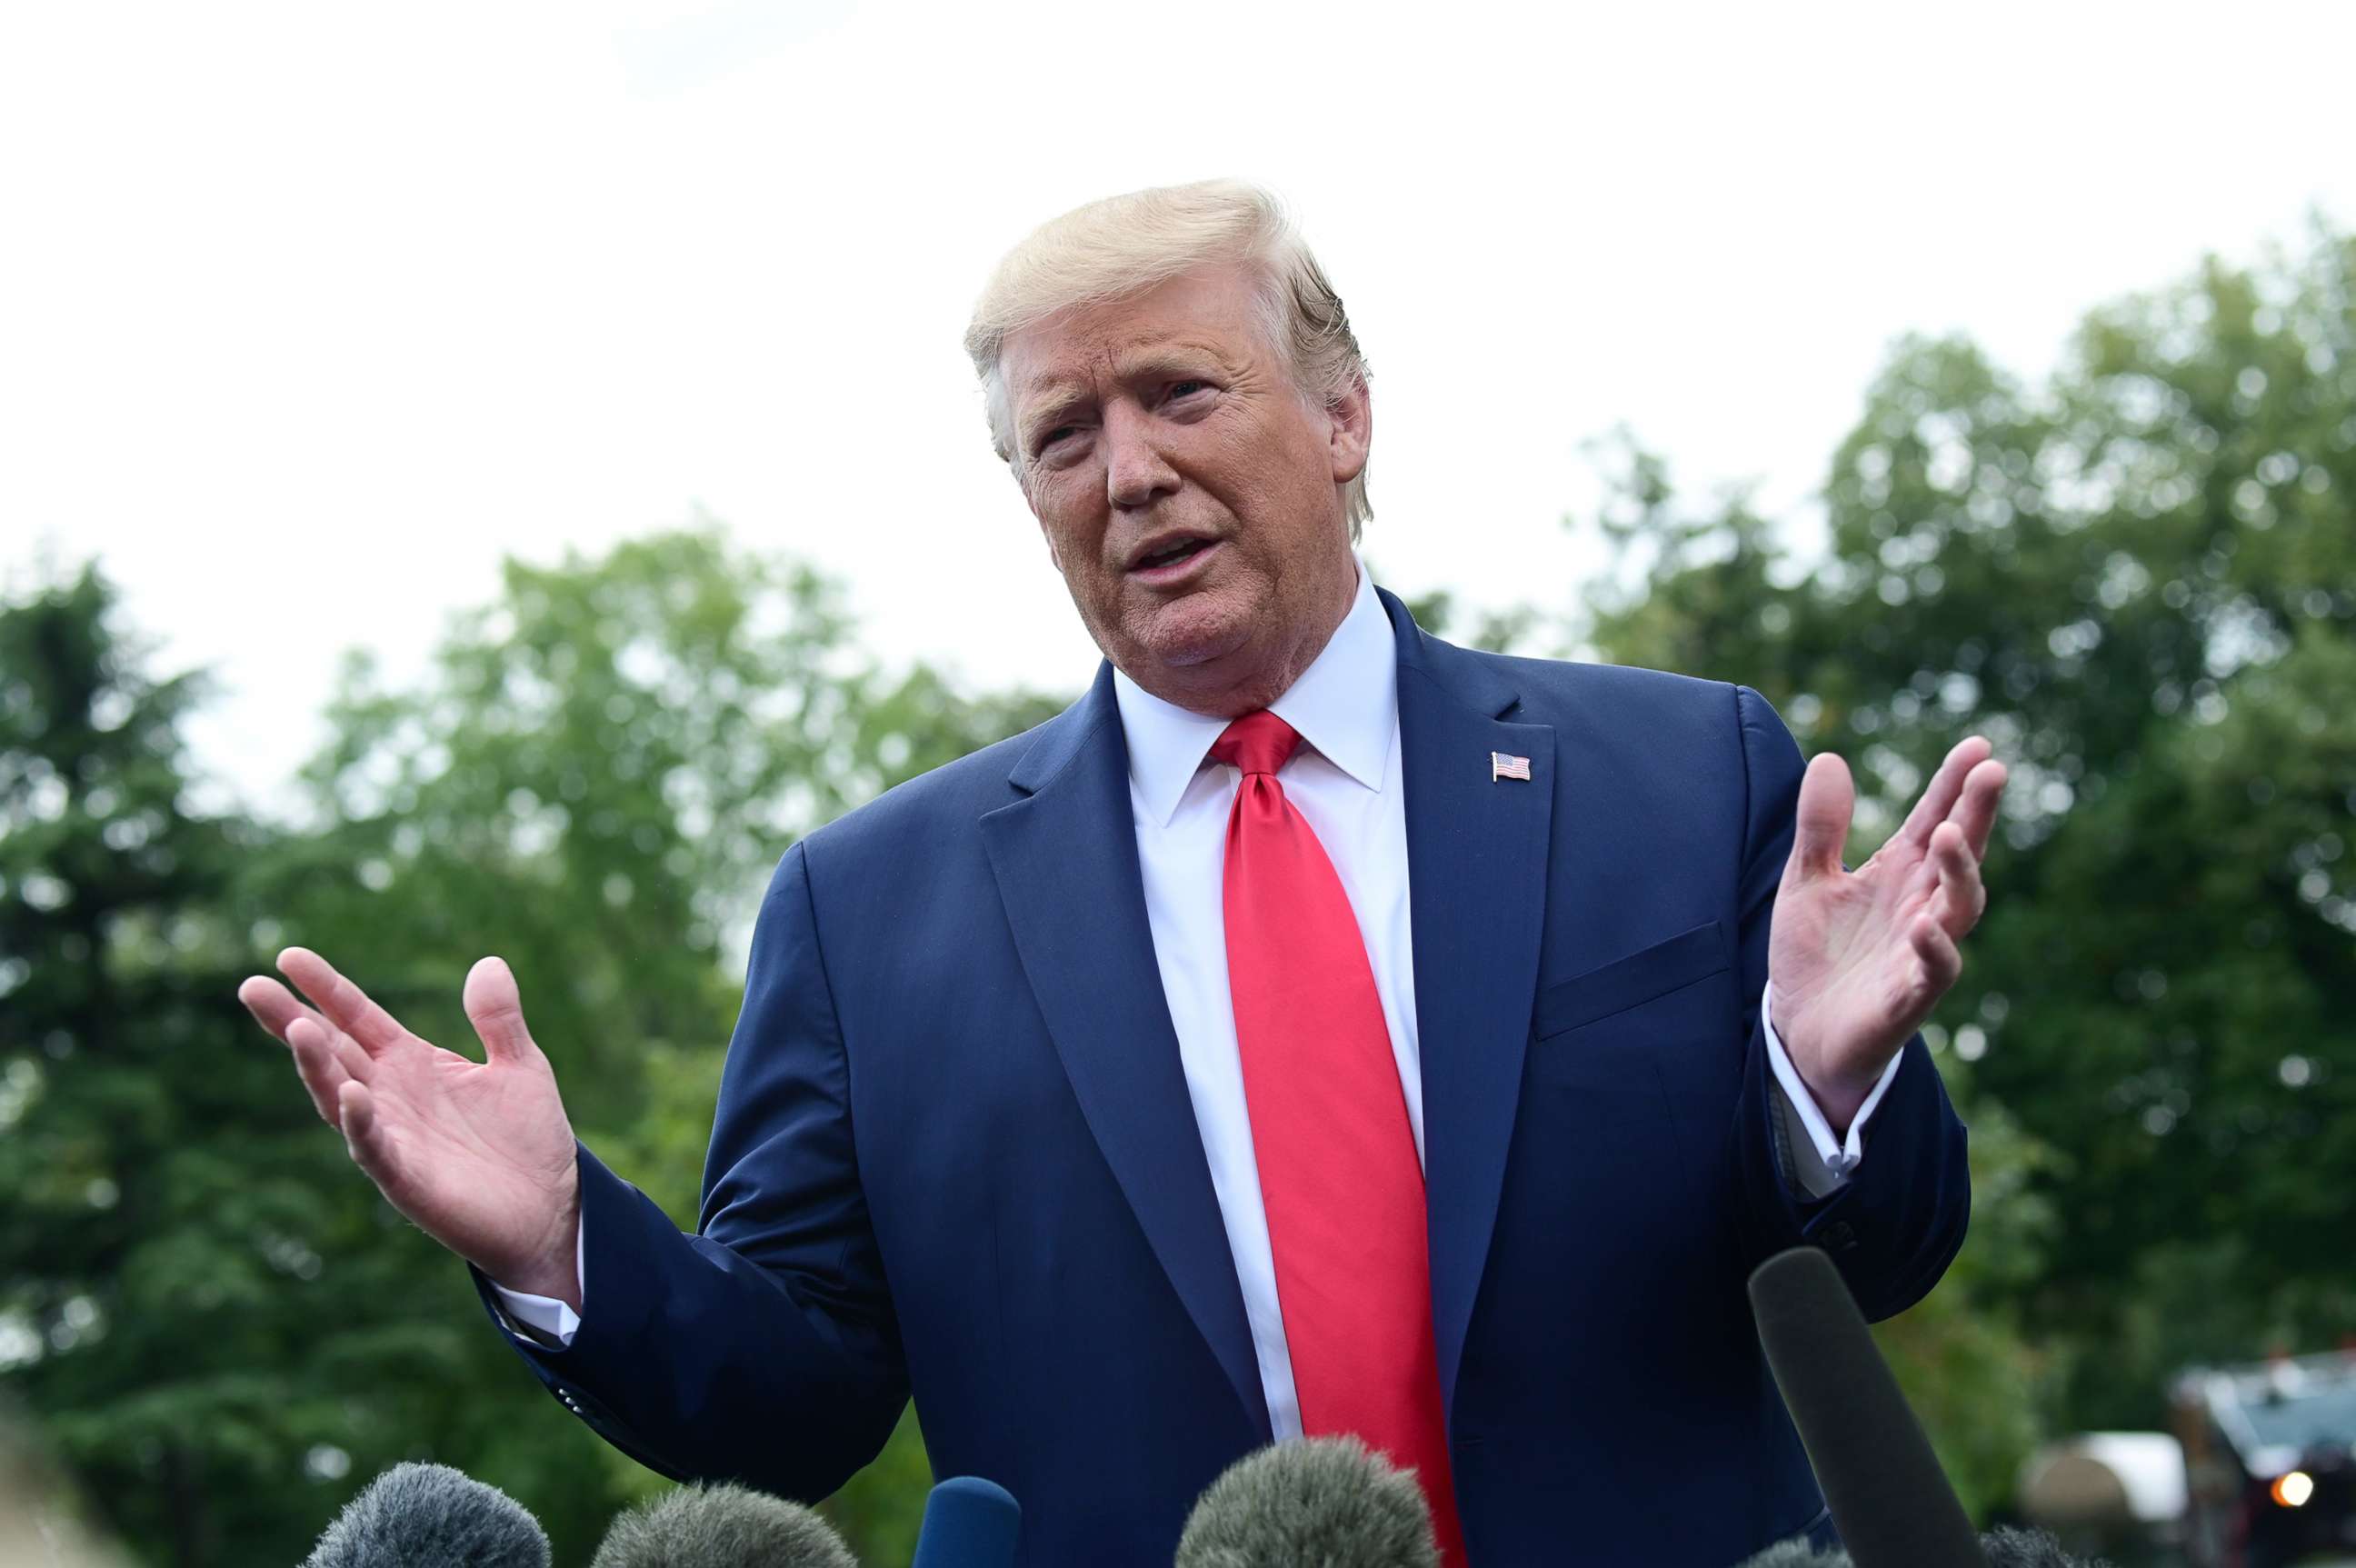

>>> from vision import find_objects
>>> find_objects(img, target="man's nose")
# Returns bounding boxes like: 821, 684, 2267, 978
1103, 403, 1180, 511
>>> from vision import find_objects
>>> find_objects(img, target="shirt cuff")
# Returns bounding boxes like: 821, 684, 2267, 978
488, 1222, 584, 1348
1762, 983, 1905, 1188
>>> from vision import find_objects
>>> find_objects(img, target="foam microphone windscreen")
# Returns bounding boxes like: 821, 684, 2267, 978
301, 1463, 550, 1568
908, 1476, 1022, 1568
1747, 1247, 1983, 1568
1174, 1436, 1439, 1568
1980, 1526, 2113, 1567
1733, 1526, 2111, 1568
1733, 1516, 2120, 1553
589, 1482, 858, 1568
1734, 1543, 1853, 1568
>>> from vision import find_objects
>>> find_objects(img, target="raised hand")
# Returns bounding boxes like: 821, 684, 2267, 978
238, 949, 583, 1306
1767, 736, 2008, 1131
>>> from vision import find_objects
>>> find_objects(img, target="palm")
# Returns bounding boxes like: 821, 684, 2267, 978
1768, 738, 2007, 1123
239, 949, 579, 1293
346, 1030, 573, 1252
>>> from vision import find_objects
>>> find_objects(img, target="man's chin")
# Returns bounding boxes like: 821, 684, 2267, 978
1129, 594, 1253, 671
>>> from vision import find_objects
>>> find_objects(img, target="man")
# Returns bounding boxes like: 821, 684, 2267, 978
240, 181, 1999, 1564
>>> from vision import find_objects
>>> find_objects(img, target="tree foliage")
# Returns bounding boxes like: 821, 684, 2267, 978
1569, 224, 2356, 1484
3, 537, 1060, 1563
0, 565, 345, 1563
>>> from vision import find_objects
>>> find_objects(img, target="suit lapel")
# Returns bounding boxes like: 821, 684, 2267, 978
978, 667, 1272, 1442
1383, 591, 1556, 1413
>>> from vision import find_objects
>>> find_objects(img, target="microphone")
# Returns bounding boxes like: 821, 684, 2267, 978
1734, 1527, 2114, 1567
1174, 1435, 1439, 1568
301, 1462, 549, 1568
1733, 1544, 1852, 1568
589, 1482, 858, 1567
1747, 1246, 1982, 1568
909, 1476, 1021, 1568
1979, 1526, 2114, 1567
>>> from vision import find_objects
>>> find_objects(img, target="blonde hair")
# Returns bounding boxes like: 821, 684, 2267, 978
963, 179, 1373, 535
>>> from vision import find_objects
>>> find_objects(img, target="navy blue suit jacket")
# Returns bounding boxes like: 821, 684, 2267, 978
482, 590, 1970, 1564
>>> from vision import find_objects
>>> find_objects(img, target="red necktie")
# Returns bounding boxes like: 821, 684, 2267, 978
1213, 711, 1467, 1564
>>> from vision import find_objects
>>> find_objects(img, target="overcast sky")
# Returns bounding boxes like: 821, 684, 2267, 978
6, 2, 2353, 814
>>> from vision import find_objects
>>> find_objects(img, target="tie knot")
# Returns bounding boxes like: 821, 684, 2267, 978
1211, 711, 1303, 778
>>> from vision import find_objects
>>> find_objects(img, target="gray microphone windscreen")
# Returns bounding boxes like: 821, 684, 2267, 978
1732, 1522, 2114, 1566
301, 1462, 550, 1568
1734, 1543, 1853, 1568
1980, 1525, 2111, 1567
1174, 1436, 1438, 1568
590, 1482, 859, 1568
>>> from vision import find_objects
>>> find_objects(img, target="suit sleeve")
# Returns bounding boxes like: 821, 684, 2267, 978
1724, 685, 1972, 1321
471, 840, 909, 1497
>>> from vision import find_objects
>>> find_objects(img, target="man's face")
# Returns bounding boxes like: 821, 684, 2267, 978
999, 262, 1369, 715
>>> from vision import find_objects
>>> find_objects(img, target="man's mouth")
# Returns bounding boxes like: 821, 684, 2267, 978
1127, 534, 1220, 577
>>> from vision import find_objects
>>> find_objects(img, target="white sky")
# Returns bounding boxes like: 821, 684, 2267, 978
6, 2, 2353, 815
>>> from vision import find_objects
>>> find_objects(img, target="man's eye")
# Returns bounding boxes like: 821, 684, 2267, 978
1039, 425, 1075, 449
1166, 380, 1209, 401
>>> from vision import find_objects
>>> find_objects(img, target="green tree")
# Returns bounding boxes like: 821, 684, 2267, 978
0, 564, 354, 1564
256, 527, 1061, 1560
1565, 224, 2356, 1484
5, 535, 1063, 1563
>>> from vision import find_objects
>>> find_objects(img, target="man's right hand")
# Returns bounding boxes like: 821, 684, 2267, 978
239, 948, 584, 1309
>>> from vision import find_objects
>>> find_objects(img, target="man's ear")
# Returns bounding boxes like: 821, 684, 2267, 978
1326, 374, 1372, 485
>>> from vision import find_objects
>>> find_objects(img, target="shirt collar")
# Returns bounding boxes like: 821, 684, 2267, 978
1113, 563, 1397, 827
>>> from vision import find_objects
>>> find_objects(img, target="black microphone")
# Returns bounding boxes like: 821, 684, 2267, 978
301, 1462, 549, 1568
1173, 1435, 1439, 1568
1747, 1246, 1982, 1568
589, 1482, 858, 1567
909, 1476, 1021, 1568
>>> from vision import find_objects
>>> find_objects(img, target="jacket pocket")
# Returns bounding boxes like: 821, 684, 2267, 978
1531, 920, 1731, 1041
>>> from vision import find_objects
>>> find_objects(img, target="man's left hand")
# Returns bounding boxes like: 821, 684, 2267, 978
1768, 735, 2008, 1132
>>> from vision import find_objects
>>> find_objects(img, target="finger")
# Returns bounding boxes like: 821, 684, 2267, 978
285, 1017, 352, 1127
336, 1080, 404, 1195
1949, 757, 2009, 860
257, 984, 374, 1080
277, 947, 409, 1054
1909, 914, 1963, 1002
463, 956, 544, 1067
1930, 822, 1986, 937
238, 975, 328, 1046
1895, 735, 1994, 848
1788, 753, 1856, 880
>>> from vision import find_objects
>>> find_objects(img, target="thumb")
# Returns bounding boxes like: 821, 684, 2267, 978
463, 956, 542, 1066
1788, 752, 1855, 881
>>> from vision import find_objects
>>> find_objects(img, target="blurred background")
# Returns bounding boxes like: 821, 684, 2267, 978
4, 2, 2353, 1563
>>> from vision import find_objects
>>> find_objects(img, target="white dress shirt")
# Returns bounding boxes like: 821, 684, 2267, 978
494, 564, 1905, 1387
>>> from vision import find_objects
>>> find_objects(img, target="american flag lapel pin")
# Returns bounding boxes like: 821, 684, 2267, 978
1491, 751, 1532, 783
